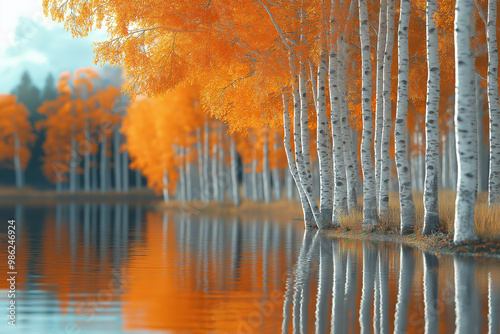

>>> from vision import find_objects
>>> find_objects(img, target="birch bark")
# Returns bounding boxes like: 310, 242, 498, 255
379, 0, 395, 217
358, 0, 378, 226
290, 52, 323, 227
316, 48, 334, 223
283, 92, 316, 228
454, 0, 479, 243
338, 35, 357, 212
329, 40, 348, 222
396, 0, 416, 234
487, 0, 500, 206
375, 0, 387, 207
423, 0, 440, 235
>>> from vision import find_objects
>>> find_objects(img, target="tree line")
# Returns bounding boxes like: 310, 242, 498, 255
5, 0, 500, 244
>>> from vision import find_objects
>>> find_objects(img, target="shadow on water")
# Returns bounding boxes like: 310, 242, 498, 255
0, 203, 499, 334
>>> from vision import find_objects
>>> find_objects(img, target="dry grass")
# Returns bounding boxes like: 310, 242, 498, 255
338, 190, 500, 241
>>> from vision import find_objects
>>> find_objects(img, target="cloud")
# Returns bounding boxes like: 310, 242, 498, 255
0, 14, 109, 93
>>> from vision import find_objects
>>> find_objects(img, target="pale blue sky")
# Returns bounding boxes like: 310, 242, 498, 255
0, 0, 108, 93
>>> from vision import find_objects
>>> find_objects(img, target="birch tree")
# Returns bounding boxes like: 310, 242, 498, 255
329, 39, 348, 222
395, 0, 416, 234
453, 0, 479, 244
422, 0, 441, 235
375, 0, 387, 207
487, 0, 500, 206
283, 92, 317, 228
316, 46, 334, 224
379, 0, 396, 217
338, 35, 357, 212
358, 0, 378, 227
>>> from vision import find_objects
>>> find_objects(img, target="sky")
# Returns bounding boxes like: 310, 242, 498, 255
0, 0, 108, 93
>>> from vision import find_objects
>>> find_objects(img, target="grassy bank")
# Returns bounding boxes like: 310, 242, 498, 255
156, 190, 500, 257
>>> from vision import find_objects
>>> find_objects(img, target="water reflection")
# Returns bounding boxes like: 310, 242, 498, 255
0, 203, 499, 334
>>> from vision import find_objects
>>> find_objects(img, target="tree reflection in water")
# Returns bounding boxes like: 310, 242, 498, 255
1, 204, 500, 334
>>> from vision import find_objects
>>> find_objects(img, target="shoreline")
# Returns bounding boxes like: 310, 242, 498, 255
2, 189, 499, 258
154, 199, 500, 259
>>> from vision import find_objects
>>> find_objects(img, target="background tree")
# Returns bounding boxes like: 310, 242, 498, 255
0, 94, 36, 188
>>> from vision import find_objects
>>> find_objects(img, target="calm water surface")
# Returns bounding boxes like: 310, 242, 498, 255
0, 203, 499, 334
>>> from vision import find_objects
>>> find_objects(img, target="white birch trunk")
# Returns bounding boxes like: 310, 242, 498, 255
13, 132, 23, 189
289, 53, 323, 227
283, 92, 316, 228
477, 78, 488, 191
448, 126, 458, 190
375, 0, 388, 207
423, 0, 440, 234
285, 168, 294, 200
351, 129, 361, 192
218, 128, 225, 202
113, 127, 121, 192
163, 168, 169, 203
196, 128, 203, 199
329, 39, 348, 223
100, 135, 107, 193
230, 137, 240, 206
273, 133, 283, 201
316, 48, 334, 223
251, 158, 258, 201
487, 0, 500, 206
338, 36, 358, 212
84, 115, 90, 192
358, 0, 378, 226
92, 153, 98, 191
379, 0, 395, 216
454, 0, 479, 243
395, 0, 416, 234
262, 131, 271, 203
122, 147, 129, 193
272, 168, 282, 201
179, 146, 186, 203
299, 64, 313, 206
69, 133, 77, 193
203, 121, 210, 202
212, 132, 219, 202
471, 17, 479, 198
186, 150, 192, 201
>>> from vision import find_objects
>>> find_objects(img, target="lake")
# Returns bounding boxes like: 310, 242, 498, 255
0, 202, 499, 333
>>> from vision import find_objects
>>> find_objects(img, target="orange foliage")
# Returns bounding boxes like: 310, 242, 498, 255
0, 94, 36, 170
